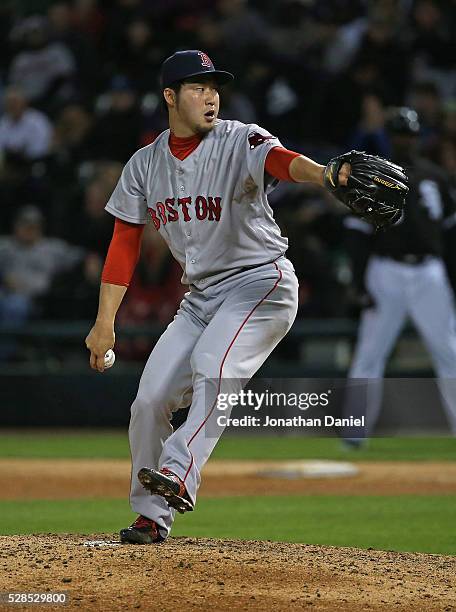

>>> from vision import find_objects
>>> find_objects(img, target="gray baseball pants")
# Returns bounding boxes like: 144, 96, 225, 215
128, 256, 298, 536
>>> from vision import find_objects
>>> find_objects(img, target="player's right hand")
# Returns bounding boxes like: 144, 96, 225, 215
85, 321, 115, 373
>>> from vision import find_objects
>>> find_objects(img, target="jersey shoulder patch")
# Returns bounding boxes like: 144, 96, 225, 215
248, 131, 276, 150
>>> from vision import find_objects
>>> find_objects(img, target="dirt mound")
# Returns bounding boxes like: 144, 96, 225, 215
1, 459, 456, 499
0, 535, 455, 611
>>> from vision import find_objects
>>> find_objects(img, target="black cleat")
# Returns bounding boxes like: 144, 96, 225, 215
120, 515, 165, 544
138, 467, 194, 514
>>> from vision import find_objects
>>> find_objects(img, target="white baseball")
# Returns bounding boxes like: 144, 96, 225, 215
104, 349, 116, 369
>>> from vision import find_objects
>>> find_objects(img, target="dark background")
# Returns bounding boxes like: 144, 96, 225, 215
0, 0, 455, 427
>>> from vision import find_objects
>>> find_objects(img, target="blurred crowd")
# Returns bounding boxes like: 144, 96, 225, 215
0, 0, 456, 360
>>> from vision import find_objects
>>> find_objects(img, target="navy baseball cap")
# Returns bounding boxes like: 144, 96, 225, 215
160, 50, 234, 89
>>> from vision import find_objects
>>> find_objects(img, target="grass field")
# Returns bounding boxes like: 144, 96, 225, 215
1, 496, 455, 555
1, 432, 455, 555
0, 431, 455, 461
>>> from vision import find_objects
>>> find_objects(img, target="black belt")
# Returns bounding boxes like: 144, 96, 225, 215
387, 254, 432, 265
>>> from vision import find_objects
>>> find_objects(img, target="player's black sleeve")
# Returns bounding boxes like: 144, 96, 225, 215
343, 217, 373, 293
343, 216, 376, 314
443, 225, 456, 296
441, 181, 456, 296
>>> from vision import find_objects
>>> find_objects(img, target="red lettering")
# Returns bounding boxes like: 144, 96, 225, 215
165, 198, 178, 222
208, 196, 222, 221
156, 202, 167, 225
178, 196, 192, 222
147, 207, 160, 230
151, 195, 220, 226
195, 196, 208, 220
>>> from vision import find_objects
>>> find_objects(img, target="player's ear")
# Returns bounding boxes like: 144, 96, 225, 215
163, 88, 176, 109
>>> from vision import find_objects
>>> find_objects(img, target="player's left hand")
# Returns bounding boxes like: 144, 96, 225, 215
323, 150, 408, 230
338, 162, 351, 186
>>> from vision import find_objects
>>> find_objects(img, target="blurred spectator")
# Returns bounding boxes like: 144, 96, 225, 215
216, 0, 268, 48
439, 137, 456, 191
78, 178, 114, 253
90, 76, 143, 162
218, 84, 257, 124
323, 0, 406, 75
112, 18, 164, 94
318, 57, 388, 147
0, 87, 54, 232
240, 50, 304, 140
43, 251, 103, 320
193, 17, 232, 73
442, 102, 456, 140
8, 15, 76, 113
0, 2, 15, 76
72, 0, 106, 46
67, 165, 120, 254
439, 101, 456, 190
409, 81, 443, 160
351, 13, 411, 104
52, 102, 94, 181
412, 1, 456, 100
0, 0, 454, 340
48, 102, 96, 234
103, 0, 149, 65
215, 0, 269, 74
0, 86, 53, 163
268, 0, 311, 60
324, 13, 368, 74
411, 0, 455, 82
348, 93, 390, 157
0, 206, 83, 332
311, 0, 368, 25
48, 0, 99, 100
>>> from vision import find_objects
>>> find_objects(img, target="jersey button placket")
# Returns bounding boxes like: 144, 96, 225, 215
176, 169, 196, 271
182, 169, 191, 238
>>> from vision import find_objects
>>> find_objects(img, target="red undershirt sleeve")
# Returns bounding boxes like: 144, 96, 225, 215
101, 218, 145, 287
265, 146, 301, 182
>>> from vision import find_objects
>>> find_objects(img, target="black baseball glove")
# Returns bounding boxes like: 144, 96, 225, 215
323, 150, 409, 230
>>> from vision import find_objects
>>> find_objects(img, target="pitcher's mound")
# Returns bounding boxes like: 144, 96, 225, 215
1, 534, 455, 611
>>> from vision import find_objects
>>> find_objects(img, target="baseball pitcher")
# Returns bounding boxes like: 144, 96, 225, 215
85, 50, 407, 543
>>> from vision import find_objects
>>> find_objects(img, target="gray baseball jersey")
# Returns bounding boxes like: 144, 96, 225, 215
107, 119, 299, 537
105, 119, 288, 287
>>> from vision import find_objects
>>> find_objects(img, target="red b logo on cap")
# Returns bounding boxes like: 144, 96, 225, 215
198, 52, 212, 68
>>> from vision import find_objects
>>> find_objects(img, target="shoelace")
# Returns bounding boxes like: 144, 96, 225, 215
161, 467, 186, 497
133, 515, 157, 530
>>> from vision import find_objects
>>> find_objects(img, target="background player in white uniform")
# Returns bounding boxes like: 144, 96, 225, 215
85, 50, 353, 544
344, 108, 456, 443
